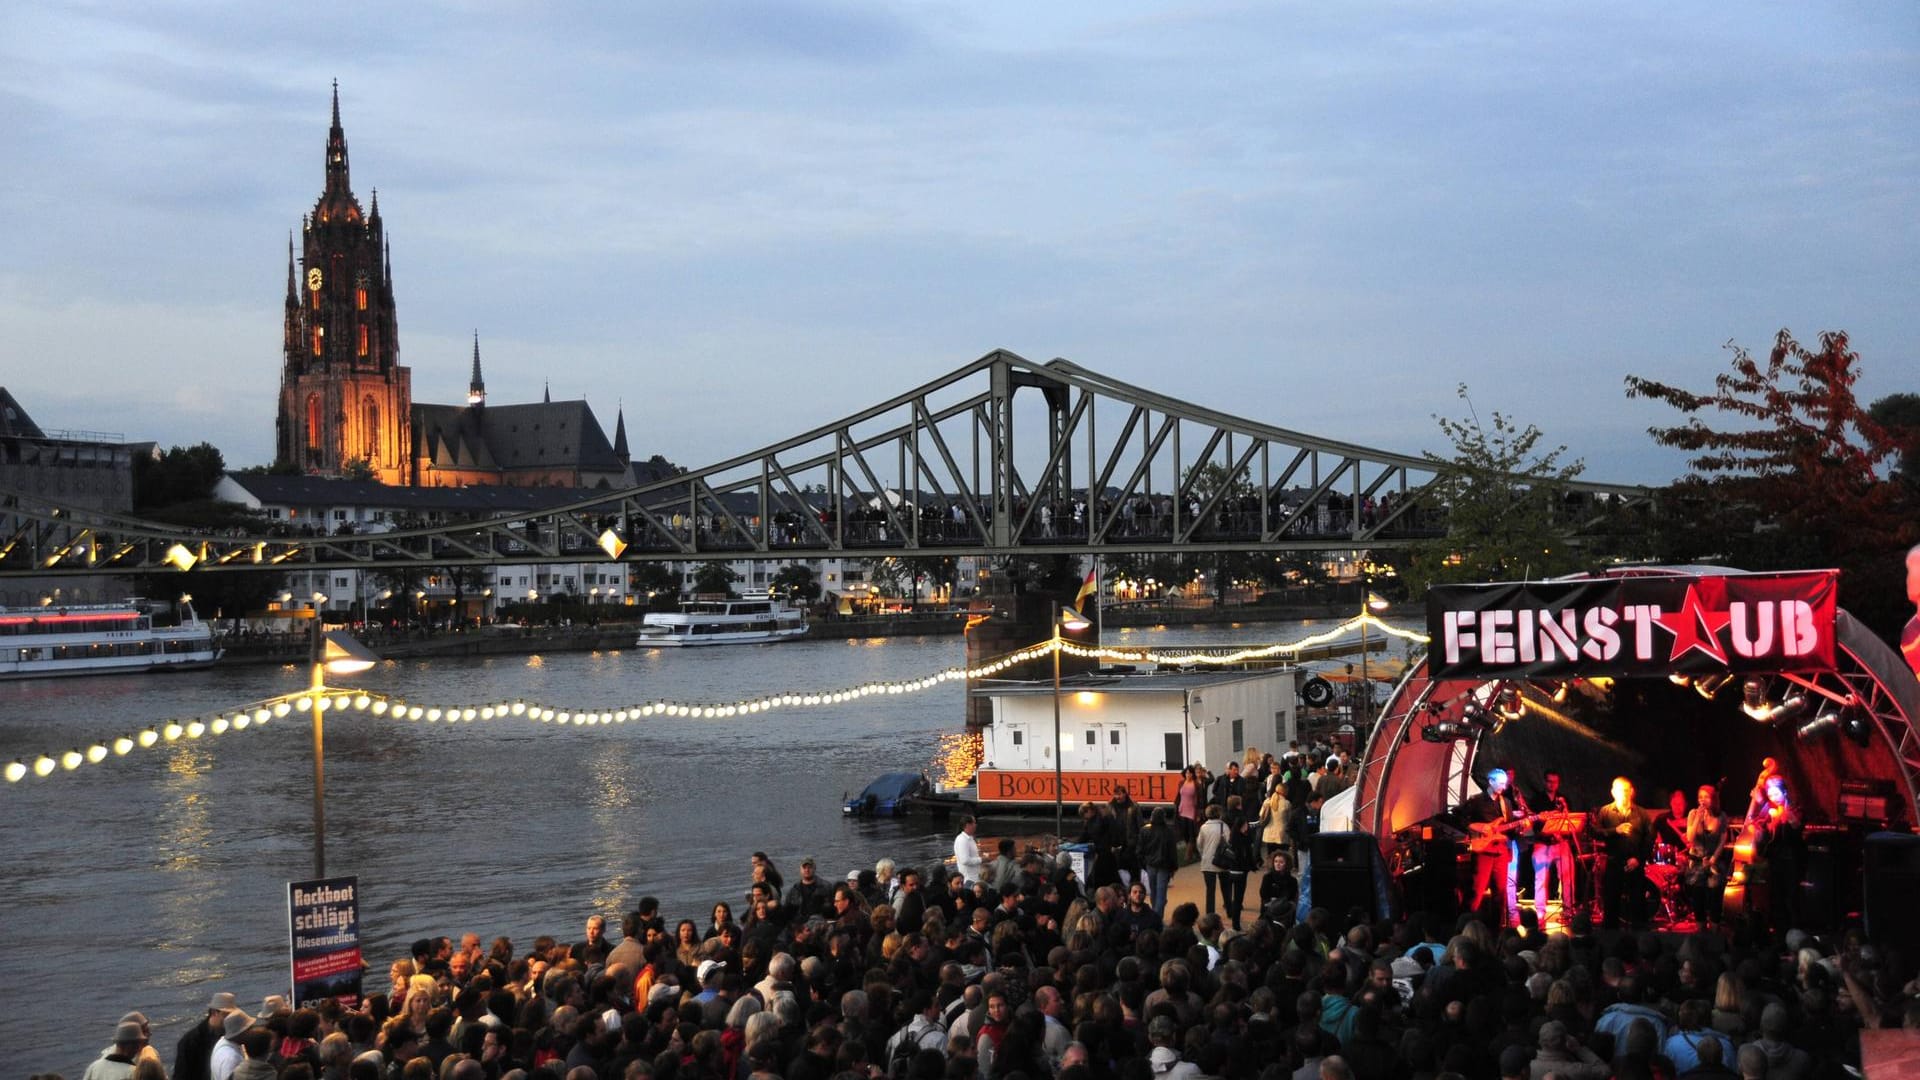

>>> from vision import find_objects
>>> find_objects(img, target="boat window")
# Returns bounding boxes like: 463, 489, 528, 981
1011, 731, 1023, 745
1085, 730, 1097, 746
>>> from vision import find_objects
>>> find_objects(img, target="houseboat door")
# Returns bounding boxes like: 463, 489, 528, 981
1003, 723, 1033, 768
1162, 732, 1185, 771
1100, 723, 1128, 770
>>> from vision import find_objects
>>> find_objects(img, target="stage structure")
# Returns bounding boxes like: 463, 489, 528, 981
1351, 567, 1920, 857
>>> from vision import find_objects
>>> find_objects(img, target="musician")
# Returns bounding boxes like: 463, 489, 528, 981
1591, 776, 1652, 930
1462, 767, 1525, 927
1746, 773, 1805, 941
1528, 769, 1576, 924
1684, 784, 1730, 929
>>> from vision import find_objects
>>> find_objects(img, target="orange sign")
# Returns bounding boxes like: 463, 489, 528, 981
977, 770, 1181, 805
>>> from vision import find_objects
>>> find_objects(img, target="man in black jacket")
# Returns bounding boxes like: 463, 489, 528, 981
173, 991, 240, 1080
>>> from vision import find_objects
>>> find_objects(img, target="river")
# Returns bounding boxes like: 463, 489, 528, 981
0, 617, 1385, 1069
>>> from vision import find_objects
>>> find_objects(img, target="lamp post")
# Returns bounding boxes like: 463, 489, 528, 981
305, 620, 378, 879
1358, 588, 1389, 728
1051, 600, 1092, 838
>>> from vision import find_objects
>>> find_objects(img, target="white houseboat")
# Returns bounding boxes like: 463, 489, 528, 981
637, 595, 809, 647
967, 667, 1303, 807
0, 600, 222, 679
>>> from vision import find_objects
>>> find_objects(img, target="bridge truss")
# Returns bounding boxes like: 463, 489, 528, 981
1, 351, 1651, 578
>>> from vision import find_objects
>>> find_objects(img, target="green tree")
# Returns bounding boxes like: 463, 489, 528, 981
1405, 384, 1588, 595
339, 457, 376, 481
1625, 330, 1917, 636
1868, 392, 1920, 493
133, 442, 227, 509
771, 564, 822, 605
690, 562, 740, 598
629, 562, 679, 606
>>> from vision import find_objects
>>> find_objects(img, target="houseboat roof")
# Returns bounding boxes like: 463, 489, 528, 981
971, 666, 1297, 697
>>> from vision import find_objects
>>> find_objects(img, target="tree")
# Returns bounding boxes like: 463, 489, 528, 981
340, 457, 376, 481
690, 562, 740, 598
1868, 392, 1920, 493
1405, 385, 1588, 595
1625, 329, 1917, 636
629, 562, 679, 606
771, 564, 821, 605
133, 443, 226, 509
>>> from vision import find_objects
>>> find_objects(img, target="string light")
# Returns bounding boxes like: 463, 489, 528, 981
7, 614, 1419, 786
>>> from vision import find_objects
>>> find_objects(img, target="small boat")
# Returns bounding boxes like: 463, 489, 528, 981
843, 771, 934, 816
0, 599, 222, 680
637, 595, 808, 647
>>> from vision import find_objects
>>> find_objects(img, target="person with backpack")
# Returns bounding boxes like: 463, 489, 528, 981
884, 990, 947, 1076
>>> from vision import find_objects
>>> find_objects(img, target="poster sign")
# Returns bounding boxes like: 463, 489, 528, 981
1427, 570, 1838, 679
288, 875, 363, 1009
975, 769, 1181, 804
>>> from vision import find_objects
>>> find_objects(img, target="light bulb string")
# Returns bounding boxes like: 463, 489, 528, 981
5, 613, 1425, 784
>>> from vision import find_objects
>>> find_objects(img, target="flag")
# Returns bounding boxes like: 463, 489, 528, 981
1074, 568, 1097, 614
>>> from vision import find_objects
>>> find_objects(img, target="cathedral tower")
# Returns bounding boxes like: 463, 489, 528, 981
275, 82, 412, 483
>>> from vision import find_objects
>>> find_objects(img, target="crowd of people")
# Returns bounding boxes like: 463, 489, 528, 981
52, 749, 1914, 1080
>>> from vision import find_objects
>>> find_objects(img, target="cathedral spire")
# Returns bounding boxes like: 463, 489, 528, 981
323, 79, 350, 200
612, 404, 630, 461
543, 380, 551, 404
468, 332, 486, 407
286, 232, 298, 303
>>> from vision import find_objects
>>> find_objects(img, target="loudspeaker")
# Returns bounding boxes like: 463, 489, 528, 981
1864, 833, 1920, 960
1311, 831, 1385, 921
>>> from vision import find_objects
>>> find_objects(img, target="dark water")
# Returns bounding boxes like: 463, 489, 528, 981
0, 620, 1361, 1070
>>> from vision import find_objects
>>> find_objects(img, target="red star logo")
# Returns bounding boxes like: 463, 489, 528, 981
1655, 584, 1732, 665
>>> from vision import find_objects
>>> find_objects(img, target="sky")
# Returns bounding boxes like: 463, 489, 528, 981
1, 2, 1915, 486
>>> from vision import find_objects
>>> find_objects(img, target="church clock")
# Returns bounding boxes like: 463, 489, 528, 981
307, 267, 323, 291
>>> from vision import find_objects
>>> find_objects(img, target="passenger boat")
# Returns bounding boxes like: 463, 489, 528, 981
636, 595, 808, 647
0, 599, 222, 679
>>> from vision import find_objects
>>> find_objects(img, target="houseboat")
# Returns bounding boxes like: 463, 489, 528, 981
962, 667, 1304, 808
0, 600, 222, 679
637, 595, 808, 647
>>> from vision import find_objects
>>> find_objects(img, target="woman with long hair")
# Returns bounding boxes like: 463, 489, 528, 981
1176, 766, 1203, 847
675, 918, 703, 968
705, 901, 737, 941
1137, 806, 1181, 916
1196, 803, 1232, 920
1258, 780, 1291, 862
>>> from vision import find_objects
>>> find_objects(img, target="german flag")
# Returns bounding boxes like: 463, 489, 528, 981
1073, 568, 1097, 614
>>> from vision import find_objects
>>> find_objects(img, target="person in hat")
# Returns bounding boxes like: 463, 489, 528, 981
81, 1019, 149, 1080
209, 1008, 255, 1080
174, 992, 239, 1080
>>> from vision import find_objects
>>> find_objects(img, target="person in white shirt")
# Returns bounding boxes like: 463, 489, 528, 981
209, 1010, 255, 1080
953, 816, 985, 886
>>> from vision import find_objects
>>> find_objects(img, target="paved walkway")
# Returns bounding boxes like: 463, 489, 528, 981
1161, 857, 1279, 923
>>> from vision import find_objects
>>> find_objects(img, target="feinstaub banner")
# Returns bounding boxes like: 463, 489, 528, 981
1427, 570, 1839, 680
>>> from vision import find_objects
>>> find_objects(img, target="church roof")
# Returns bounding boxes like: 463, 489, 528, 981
0, 388, 45, 439
412, 399, 625, 477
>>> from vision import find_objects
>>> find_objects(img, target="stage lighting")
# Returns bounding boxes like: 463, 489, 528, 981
1420, 721, 1470, 743
1798, 703, 1873, 747
1740, 677, 1771, 720
1693, 674, 1734, 700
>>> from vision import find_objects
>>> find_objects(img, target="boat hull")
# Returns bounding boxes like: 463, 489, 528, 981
637, 626, 808, 647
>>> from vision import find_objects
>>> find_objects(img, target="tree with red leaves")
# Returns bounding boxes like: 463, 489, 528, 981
1625, 329, 1917, 637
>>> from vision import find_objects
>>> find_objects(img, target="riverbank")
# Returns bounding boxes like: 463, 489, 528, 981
213, 602, 1355, 666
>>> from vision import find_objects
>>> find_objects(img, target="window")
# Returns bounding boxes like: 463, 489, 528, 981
1110, 730, 1121, 744
1085, 730, 1097, 746
356, 287, 367, 311
358, 325, 368, 357
1275, 711, 1287, 744
306, 394, 323, 448
311, 327, 323, 355
1011, 730, 1023, 745
1231, 718, 1244, 753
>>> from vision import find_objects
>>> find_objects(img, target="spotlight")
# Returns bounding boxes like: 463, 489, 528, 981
1798, 703, 1873, 748
1740, 677, 1772, 721
1693, 674, 1734, 700
1421, 721, 1470, 743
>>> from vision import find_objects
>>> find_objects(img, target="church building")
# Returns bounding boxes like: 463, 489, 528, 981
274, 85, 632, 489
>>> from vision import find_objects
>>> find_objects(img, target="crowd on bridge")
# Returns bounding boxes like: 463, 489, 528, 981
52, 755, 1913, 1080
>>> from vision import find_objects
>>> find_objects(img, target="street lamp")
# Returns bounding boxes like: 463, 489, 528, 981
305, 621, 377, 879
1051, 600, 1093, 839
1358, 589, 1389, 728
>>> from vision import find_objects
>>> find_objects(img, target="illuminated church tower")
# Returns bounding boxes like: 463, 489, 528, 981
275, 82, 412, 483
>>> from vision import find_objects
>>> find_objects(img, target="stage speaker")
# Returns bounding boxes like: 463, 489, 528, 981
1311, 831, 1386, 921
1864, 833, 1920, 960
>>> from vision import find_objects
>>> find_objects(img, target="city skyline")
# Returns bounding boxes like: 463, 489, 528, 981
2, 3, 1915, 486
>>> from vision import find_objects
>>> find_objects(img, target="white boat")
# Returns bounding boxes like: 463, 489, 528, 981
0, 599, 222, 679
637, 596, 808, 647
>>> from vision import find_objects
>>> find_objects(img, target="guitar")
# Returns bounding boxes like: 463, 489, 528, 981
1466, 814, 1535, 854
